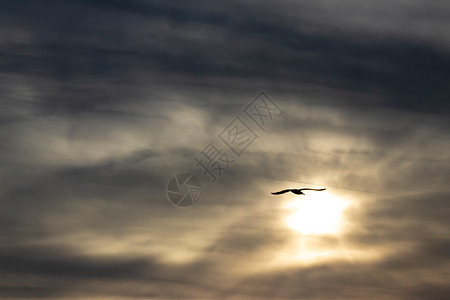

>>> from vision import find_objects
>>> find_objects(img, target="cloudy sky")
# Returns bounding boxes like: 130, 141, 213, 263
1, 0, 450, 299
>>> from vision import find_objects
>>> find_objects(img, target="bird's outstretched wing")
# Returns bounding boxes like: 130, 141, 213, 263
299, 188, 326, 191
271, 189, 292, 195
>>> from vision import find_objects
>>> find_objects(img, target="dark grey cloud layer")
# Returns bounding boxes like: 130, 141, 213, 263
1, 0, 450, 299
2, 0, 450, 114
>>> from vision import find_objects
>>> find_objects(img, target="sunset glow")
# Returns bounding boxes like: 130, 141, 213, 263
285, 192, 349, 235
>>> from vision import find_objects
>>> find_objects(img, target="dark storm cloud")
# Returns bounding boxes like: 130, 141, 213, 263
0, 244, 229, 299
0, 146, 165, 222
1, 0, 450, 115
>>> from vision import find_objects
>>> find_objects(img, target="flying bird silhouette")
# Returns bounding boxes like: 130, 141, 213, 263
271, 188, 326, 195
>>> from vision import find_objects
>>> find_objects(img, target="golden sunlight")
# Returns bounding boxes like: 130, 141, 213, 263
284, 191, 349, 235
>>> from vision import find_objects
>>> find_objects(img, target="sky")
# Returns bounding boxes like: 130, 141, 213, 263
1, 0, 450, 299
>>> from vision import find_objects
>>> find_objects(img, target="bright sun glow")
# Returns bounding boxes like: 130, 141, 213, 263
285, 191, 349, 235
